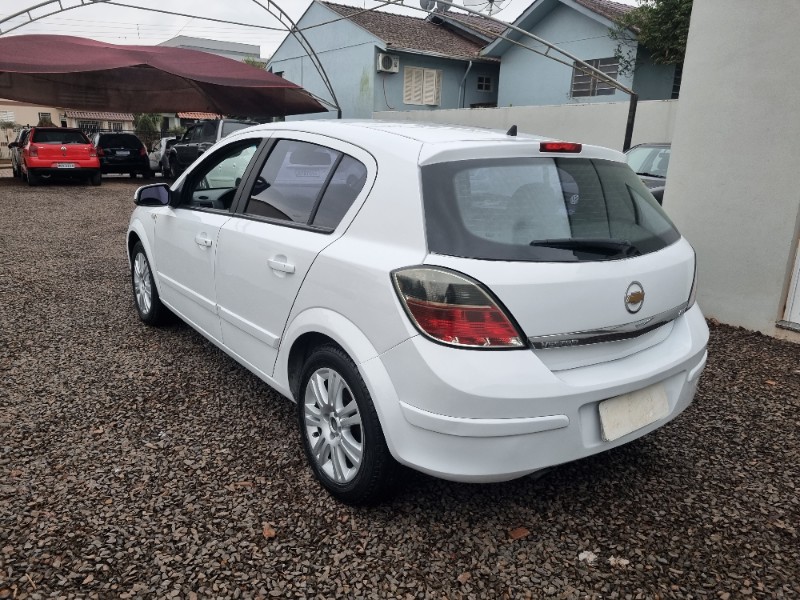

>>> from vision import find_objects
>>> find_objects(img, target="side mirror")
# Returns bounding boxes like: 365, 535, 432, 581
8, 142, 18, 149
135, 183, 172, 206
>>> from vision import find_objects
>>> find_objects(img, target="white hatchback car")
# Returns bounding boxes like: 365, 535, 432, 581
127, 121, 709, 504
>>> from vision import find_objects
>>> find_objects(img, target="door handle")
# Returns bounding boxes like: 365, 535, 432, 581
194, 233, 212, 247
267, 258, 295, 274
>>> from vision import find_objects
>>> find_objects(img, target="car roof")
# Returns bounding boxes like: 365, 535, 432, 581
229, 120, 624, 164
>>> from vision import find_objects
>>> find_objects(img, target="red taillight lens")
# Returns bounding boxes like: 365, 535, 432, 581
95, 147, 104, 157
139, 146, 147, 157
89, 146, 98, 157
29, 144, 39, 157
392, 267, 525, 349
540, 141, 582, 153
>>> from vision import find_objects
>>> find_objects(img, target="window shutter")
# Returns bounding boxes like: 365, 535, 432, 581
423, 69, 442, 106
403, 67, 425, 105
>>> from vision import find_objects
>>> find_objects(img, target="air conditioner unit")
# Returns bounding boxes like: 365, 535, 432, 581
377, 53, 400, 74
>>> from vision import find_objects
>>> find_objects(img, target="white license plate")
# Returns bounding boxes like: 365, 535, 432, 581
56, 163, 76, 169
598, 383, 669, 442
116, 150, 130, 156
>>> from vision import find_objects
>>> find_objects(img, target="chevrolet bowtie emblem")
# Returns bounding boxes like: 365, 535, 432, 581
625, 282, 645, 314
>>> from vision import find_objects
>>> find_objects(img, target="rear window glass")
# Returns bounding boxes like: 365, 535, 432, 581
421, 157, 680, 262
222, 121, 254, 138
97, 134, 141, 148
32, 129, 88, 144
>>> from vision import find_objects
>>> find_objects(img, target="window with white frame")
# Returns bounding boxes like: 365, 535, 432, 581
0, 110, 14, 123
403, 67, 442, 106
110, 122, 123, 132
38, 112, 52, 123
477, 76, 493, 92
570, 57, 619, 97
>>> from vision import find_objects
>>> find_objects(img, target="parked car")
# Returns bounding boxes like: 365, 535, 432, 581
127, 122, 708, 505
9, 127, 30, 178
9, 126, 101, 186
166, 118, 256, 178
148, 136, 179, 174
625, 142, 671, 204
92, 132, 151, 178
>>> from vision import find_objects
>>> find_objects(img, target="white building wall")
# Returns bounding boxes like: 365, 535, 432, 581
376, 99, 678, 151
664, 1, 800, 341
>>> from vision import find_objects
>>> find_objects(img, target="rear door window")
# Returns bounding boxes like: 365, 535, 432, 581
421, 157, 680, 262
240, 138, 369, 230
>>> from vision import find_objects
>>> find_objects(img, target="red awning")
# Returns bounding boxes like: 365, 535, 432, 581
0, 35, 326, 117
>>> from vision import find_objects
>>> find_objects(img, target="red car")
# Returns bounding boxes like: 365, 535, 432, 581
10, 127, 101, 186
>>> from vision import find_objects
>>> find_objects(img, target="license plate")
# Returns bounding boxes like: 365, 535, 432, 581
116, 150, 130, 157
56, 163, 76, 169
598, 383, 669, 441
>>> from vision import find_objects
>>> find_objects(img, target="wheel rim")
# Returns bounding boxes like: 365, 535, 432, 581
133, 253, 153, 315
303, 368, 363, 484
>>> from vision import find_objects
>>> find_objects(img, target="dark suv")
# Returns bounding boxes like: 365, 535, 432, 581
166, 119, 256, 177
92, 132, 151, 178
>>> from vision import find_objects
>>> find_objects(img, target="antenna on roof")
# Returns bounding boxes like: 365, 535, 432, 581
506, 125, 517, 137
462, 0, 508, 16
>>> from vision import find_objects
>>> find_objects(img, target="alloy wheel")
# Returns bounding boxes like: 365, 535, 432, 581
133, 253, 153, 315
303, 367, 363, 484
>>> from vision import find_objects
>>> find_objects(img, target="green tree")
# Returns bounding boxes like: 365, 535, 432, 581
36, 115, 55, 127
133, 113, 161, 146
243, 56, 267, 70
611, 0, 693, 75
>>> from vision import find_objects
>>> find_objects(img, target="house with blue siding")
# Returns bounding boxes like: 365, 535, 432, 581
267, 2, 501, 119
482, 0, 680, 107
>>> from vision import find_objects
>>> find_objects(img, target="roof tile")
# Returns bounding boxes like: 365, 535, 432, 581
321, 2, 490, 61
64, 110, 133, 121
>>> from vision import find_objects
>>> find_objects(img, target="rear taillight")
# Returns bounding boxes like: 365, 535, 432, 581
540, 141, 582, 153
29, 144, 39, 157
139, 146, 147, 157
90, 146, 98, 157
392, 267, 525, 349
95, 147, 104, 157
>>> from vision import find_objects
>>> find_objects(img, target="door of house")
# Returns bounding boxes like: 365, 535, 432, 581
783, 240, 800, 325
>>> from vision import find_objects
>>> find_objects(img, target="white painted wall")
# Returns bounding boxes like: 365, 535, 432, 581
664, 1, 800, 341
375, 99, 678, 151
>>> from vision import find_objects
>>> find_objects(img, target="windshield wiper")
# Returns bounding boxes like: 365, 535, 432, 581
529, 238, 641, 257
636, 171, 665, 178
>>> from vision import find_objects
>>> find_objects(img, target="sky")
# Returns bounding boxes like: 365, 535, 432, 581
0, 0, 638, 59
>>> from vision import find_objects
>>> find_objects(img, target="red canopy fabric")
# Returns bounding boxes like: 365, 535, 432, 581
0, 35, 326, 117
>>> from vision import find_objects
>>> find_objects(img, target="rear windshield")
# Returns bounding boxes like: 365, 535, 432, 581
98, 134, 142, 149
32, 129, 88, 144
421, 157, 680, 262
221, 121, 254, 138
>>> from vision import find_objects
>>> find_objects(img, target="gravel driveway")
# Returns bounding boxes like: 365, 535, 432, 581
1, 173, 798, 599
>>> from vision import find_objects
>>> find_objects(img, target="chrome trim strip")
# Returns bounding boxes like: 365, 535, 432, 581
529, 302, 690, 349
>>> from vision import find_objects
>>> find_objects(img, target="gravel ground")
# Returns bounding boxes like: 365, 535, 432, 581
1, 171, 799, 599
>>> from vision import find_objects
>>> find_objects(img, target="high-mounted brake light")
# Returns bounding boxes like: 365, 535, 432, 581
540, 141, 582, 153
392, 267, 525, 349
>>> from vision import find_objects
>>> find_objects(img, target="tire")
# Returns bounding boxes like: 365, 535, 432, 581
298, 345, 397, 505
27, 170, 40, 186
11, 162, 18, 178
90, 172, 102, 186
168, 158, 180, 179
130, 241, 170, 326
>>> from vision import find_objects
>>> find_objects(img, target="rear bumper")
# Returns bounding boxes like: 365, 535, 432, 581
27, 166, 99, 177
364, 305, 709, 482
100, 157, 149, 173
